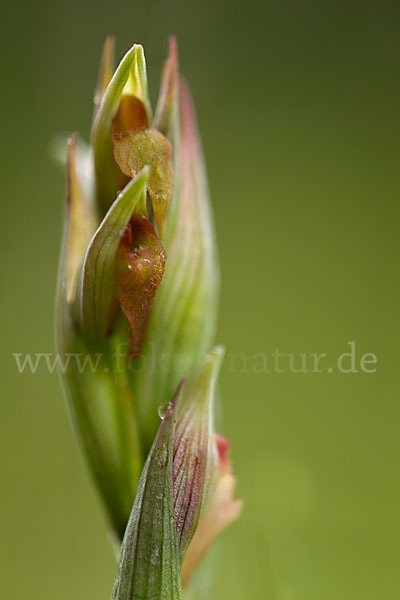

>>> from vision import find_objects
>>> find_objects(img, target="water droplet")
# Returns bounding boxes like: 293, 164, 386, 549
158, 400, 172, 420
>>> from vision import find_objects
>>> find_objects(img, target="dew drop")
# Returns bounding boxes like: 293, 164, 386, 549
158, 400, 172, 420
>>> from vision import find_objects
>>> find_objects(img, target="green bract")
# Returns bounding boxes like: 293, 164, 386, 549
112, 348, 223, 600
79, 168, 149, 338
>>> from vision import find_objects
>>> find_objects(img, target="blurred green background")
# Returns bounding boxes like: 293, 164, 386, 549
1, 0, 399, 598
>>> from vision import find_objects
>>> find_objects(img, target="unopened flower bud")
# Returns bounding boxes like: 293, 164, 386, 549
112, 348, 240, 599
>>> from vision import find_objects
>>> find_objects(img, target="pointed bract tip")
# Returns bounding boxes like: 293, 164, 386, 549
66, 132, 77, 181
168, 35, 178, 61
207, 344, 225, 364
200, 345, 225, 383
67, 131, 77, 147
154, 37, 179, 140
95, 36, 116, 107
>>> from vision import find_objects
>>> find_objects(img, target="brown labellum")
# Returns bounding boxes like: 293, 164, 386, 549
115, 215, 167, 359
112, 127, 174, 240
